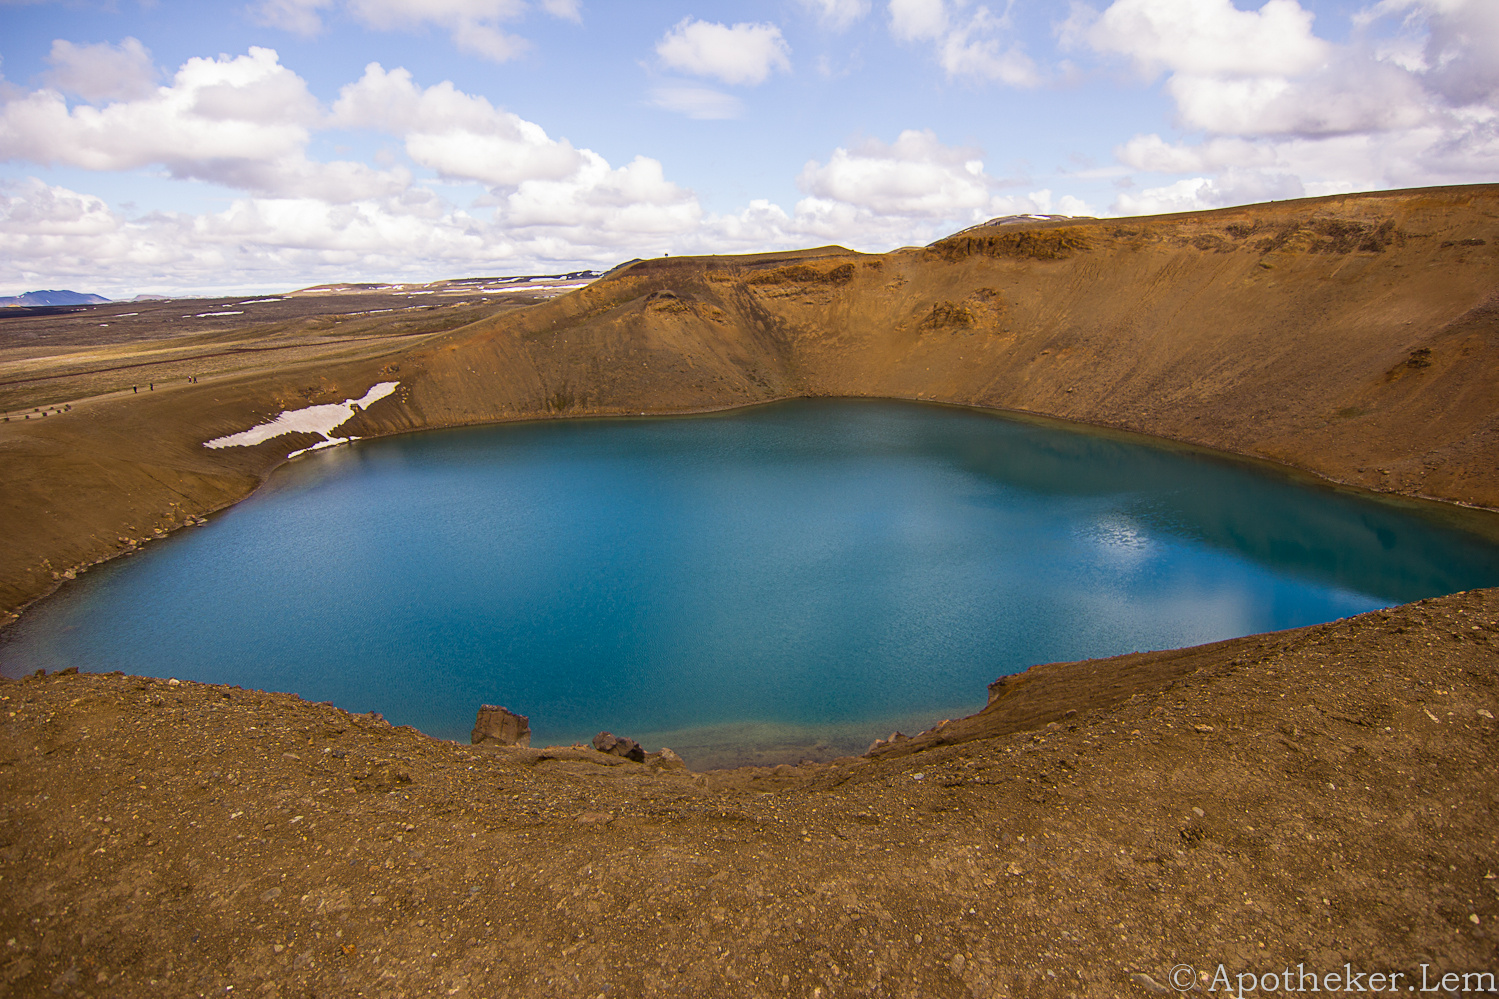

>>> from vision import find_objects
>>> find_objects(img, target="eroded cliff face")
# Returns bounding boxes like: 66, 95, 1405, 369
3, 186, 1498, 619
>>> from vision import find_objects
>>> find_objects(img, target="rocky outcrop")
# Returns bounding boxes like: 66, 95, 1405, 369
471, 705, 531, 747
591, 731, 645, 762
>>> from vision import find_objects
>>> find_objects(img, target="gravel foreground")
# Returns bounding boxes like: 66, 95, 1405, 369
1, 590, 1496, 998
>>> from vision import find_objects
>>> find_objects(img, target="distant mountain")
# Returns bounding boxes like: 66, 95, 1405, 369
0, 289, 110, 307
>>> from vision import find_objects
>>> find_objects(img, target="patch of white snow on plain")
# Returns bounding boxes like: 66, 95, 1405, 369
204, 381, 399, 451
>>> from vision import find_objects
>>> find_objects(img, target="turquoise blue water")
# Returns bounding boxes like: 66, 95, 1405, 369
4, 400, 1498, 765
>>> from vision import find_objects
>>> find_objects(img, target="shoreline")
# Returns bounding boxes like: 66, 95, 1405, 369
2, 586, 1493, 995
8, 387, 1498, 635
4, 393, 1494, 770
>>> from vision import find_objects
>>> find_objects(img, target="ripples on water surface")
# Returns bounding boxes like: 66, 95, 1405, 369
5, 400, 1498, 766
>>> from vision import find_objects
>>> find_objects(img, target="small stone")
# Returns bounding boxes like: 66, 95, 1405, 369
646, 747, 688, 770
1470, 914, 1481, 925
1193, 723, 1214, 733
167, 678, 180, 686
1191, 807, 1205, 818
260, 887, 281, 902
950, 954, 965, 973
1130, 972, 1170, 993
591, 731, 645, 762
1478, 709, 1494, 720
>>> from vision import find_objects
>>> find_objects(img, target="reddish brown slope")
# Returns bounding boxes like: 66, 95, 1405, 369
3, 186, 1498, 621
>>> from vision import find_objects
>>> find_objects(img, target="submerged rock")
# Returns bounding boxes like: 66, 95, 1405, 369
591, 731, 645, 762
471, 705, 531, 747
645, 747, 688, 771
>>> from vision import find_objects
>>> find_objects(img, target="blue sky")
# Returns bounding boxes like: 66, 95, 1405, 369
0, 0, 1495, 297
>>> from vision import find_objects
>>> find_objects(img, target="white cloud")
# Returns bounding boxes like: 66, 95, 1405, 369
345, 0, 526, 27
0, 174, 693, 299
649, 85, 744, 120
784, 129, 1095, 246
1074, 0, 1328, 78
1371, 0, 1499, 105
888, 0, 1039, 85
452, 23, 531, 61
655, 19, 792, 87
889, 0, 948, 41
247, 0, 333, 37
538, 0, 580, 21
0, 50, 1093, 297
332, 63, 704, 244
938, 8, 1039, 85
1111, 171, 1307, 216
45, 37, 159, 101
800, 0, 871, 31
247, 0, 578, 58
347, 0, 537, 61
332, 63, 584, 186
1, 48, 410, 202
1080, 0, 1499, 215
1166, 58, 1435, 137
0, 178, 117, 238
799, 129, 994, 218
2, 48, 316, 173
0, 113, 1098, 299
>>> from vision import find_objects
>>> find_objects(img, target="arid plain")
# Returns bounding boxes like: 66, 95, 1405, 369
1, 187, 1497, 997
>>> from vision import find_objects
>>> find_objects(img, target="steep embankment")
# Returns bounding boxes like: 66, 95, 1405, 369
2, 185, 1497, 620
1, 589, 1495, 997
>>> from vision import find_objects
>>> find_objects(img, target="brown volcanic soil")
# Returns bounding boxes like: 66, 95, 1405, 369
2, 187, 1499, 995
2, 590, 1496, 997
3, 185, 1498, 621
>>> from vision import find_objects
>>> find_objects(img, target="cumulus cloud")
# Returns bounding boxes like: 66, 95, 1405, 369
45, 37, 159, 101
785, 129, 1093, 246
0, 50, 1088, 296
4, 49, 309, 171
332, 63, 584, 186
937, 8, 1039, 85
1111, 170, 1308, 216
655, 19, 792, 87
800, 0, 872, 31
332, 63, 703, 243
799, 129, 995, 218
1071, 0, 1328, 78
0, 47, 416, 202
888, 0, 1039, 85
1069, 0, 1499, 215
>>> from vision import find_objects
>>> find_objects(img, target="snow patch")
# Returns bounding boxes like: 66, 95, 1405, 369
204, 381, 399, 453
